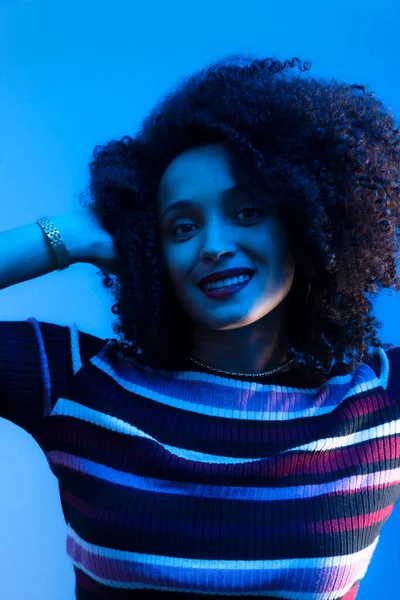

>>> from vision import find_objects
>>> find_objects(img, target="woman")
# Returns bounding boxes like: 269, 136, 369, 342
1, 54, 400, 599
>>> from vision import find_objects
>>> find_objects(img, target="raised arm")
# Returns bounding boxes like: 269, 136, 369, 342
0, 208, 119, 290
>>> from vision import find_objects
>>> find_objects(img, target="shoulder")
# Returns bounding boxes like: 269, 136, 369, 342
363, 347, 400, 401
364, 345, 400, 373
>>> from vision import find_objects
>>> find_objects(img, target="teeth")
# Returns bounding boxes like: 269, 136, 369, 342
204, 273, 251, 290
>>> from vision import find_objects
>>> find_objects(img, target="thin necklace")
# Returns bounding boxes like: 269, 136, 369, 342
188, 353, 296, 378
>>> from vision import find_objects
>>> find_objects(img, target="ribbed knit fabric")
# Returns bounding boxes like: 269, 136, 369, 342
0, 317, 399, 600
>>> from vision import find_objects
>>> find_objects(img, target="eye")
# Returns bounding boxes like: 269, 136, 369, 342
236, 204, 262, 221
171, 222, 196, 237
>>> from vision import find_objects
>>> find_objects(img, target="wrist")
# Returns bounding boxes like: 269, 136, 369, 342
51, 209, 97, 266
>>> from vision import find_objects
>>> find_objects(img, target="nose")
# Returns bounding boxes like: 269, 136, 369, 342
199, 220, 236, 261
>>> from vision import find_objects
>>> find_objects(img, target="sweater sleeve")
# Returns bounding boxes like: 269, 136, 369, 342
0, 317, 107, 436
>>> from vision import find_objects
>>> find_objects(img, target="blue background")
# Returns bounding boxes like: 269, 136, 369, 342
0, 1, 399, 598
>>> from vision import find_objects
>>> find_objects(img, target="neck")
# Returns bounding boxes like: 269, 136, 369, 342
190, 306, 292, 375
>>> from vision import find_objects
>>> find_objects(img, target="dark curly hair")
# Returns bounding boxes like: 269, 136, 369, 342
79, 54, 400, 386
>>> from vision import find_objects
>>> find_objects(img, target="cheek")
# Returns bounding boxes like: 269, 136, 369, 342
164, 242, 192, 274
163, 250, 188, 290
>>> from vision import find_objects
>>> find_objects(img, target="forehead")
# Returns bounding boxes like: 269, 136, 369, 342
157, 145, 236, 204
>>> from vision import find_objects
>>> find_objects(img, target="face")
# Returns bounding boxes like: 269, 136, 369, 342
156, 143, 296, 334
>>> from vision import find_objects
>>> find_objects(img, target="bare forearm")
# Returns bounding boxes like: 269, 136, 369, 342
0, 210, 95, 290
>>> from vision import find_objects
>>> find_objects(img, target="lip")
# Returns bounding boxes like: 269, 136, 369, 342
200, 273, 253, 299
197, 267, 255, 288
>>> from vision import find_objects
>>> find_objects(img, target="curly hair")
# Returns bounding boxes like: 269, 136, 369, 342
79, 54, 400, 386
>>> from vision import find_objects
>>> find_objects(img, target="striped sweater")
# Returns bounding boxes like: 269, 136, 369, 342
0, 317, 399, 600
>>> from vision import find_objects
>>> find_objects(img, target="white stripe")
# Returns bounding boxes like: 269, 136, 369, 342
47, 450, 400, 502
66, 523, 379, 598
68, 521, 378, 568
50, 397, 400, 464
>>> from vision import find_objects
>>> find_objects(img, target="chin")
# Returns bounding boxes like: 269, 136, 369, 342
193, 311, 256, 330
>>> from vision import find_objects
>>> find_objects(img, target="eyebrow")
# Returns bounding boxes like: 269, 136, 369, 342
160, 184, 245, 220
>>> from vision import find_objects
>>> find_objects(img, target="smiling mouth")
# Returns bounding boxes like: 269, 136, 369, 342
198, 271, 255, 289
199, 271, 254, 289
198, 273, 254, 298
202, 274, 253, 290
